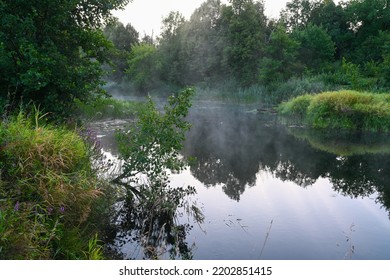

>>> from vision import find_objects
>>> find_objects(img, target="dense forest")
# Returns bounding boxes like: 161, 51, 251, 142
104, 0, 390, 101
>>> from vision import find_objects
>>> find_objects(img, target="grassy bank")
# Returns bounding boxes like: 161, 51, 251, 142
279, 90, 390, 132
0, 112, 106, 259
75, 97, 145, 120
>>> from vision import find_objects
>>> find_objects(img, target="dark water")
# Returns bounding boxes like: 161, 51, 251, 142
93, 100, 390, 260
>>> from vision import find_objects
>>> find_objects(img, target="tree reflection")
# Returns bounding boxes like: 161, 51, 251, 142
182, 105, 390, 216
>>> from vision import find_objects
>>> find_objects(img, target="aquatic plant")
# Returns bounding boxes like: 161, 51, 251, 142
279, 90, 390, 132
75, 97, 145, 120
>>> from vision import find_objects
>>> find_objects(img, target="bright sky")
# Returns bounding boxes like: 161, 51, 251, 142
113, 0, 290, 37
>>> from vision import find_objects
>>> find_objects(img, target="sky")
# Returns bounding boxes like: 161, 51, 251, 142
112, 0, 290, 37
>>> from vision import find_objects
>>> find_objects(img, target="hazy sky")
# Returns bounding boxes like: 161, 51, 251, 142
113, 0, 290, 37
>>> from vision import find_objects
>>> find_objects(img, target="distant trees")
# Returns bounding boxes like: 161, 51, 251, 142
104, 21, 139, 82
126, 43, 159, 92
112, 0, 390, 95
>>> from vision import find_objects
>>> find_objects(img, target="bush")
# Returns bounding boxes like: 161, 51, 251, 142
75, 97, 145, 120
279, 90, 390, 132
0, 111, 105, 259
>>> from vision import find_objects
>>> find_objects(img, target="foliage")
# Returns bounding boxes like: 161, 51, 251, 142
75, 97, 145, 120
279, 90, 390, 132
0, 0, 130, 119
0, 111, 107, 259
111, 87, 203, 259
114, 87, 194, 188
100, 0, 390, 100
292, 24, 335, 71
103, 20, 139, 82
220, 0, 267, 86
259, 23, 301, 84
126, 43, 160, 92
180, 0, 226, 84
280, 0, 320, 30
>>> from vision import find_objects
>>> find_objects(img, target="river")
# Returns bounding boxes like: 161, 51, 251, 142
91, 99, 390, 260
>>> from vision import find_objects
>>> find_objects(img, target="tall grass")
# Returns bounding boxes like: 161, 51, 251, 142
279, 90, 390, 132
75, 97, 145, 120
0, 111, 106, 259
193, 75, 335, 105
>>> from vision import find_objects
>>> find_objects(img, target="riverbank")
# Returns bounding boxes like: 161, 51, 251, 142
0, 112, 107, 259
278, 90, 390, 132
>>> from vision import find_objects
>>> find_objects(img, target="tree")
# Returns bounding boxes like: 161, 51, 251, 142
259, 24, 301, 84
309, 0, 353, 59
344, 0, 390, 63
103, 21, 139, 81
104, 22, 139, 53
280, 0, 321, 31
157, 11, 187, 86
180, 0, 225, 84
126, 43, 160, 92
0, 0, 130, 119
292, 24, 335, 72
220, 0, 268, 86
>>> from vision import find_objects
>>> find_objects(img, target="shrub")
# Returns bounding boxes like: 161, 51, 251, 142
0, 111, 104, 259
279, 90, 390, 132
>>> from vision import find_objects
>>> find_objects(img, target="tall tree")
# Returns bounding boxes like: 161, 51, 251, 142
308, 0, 352, 59
180, 0, 225, 84
280, 0, 321, 31
345, 0, 390, 63
157, 11, 187, 86
220, 0, 267, 86
259, 23, 301, 83
104, 21, 139, 81
0, 0, 130, 118
126, 43, 160, 92
292, 24, 335, 71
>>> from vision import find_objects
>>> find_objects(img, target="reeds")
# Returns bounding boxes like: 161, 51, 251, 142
0, 111, 105, 259
279, 90, 390, 132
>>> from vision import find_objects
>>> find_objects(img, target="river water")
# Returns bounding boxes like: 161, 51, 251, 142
92, 100, 390, 260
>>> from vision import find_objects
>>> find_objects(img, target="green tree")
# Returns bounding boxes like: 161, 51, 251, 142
259, 24, 301, 84
157, 11, 187, 86
104, 21, 139, 53
0, 0, 130, 119
280, 0, 321, 30
126, 43, 160, 92
344, 0, 390, 63
103, 21, 139, 82
180, 0, 225, 84
220, 0, 267, 86
292, 24, 335, 72
309, 0, 353, 59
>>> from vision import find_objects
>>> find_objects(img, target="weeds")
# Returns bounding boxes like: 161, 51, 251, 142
0, 110, 106, 259
279, 90, 390, 132
75, 97, 145, 120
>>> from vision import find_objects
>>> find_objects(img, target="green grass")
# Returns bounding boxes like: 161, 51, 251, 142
279, 90, 390, 132
75, 97, 145, 120
0, 111, 106, 259
192, 75, 334, 105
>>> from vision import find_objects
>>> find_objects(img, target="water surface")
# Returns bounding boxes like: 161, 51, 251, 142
93, 100, 390, 260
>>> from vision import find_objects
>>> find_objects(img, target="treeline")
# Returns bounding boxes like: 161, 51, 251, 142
106, 0, 390, 97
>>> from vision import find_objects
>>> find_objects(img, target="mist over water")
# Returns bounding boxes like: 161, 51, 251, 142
91, 98, 390, 259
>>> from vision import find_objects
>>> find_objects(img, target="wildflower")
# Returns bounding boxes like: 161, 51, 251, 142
14, 201, 20, 211
59, 206, 65, 213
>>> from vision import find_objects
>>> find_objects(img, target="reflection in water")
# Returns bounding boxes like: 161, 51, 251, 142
92, 101, 390, 259
182, 104, 390, 216
90, 118, 203, 260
